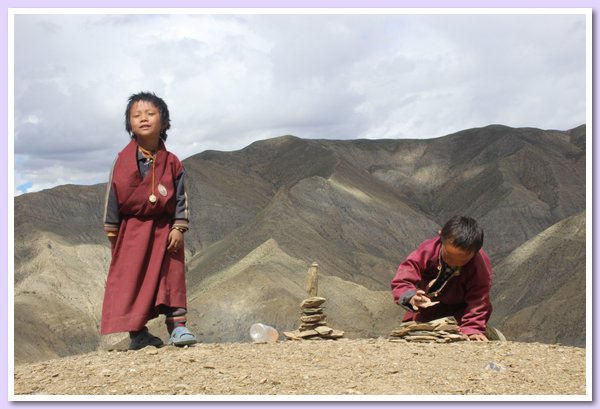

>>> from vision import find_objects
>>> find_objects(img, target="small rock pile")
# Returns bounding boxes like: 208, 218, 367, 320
389, 316, 467, 343
283, 297, 344, 340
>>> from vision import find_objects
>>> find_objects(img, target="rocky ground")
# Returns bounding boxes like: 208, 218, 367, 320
13, 338, 586, 397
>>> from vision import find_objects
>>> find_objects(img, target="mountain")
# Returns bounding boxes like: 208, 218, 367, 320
489, 211, 586, 347
13, 124, 586, 363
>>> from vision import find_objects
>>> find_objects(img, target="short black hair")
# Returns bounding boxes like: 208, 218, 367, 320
125, 91, 171, 141
440, 216, 484, 253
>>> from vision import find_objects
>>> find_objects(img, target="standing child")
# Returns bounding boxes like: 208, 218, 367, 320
101, 91, 197, 350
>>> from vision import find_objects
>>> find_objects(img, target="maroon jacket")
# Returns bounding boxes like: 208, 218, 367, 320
390, 236, 493, 335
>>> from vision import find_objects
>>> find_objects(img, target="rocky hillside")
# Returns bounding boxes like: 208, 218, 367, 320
490, 211, 586, 346
13, 124, 587, 364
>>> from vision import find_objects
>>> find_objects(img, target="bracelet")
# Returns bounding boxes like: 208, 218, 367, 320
171, 226, 187, 233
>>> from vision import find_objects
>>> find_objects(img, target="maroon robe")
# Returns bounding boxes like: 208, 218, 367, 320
390, 237, 493, 335
101, 139, 187, 334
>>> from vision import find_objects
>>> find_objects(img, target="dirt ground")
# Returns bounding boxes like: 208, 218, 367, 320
13, 338, 587, 397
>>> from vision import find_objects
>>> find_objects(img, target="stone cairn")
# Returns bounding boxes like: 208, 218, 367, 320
389, 316, 467, 343
283, 263, 345, 341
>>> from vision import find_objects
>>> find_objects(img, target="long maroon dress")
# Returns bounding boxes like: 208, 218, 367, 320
101, 139, 187, 334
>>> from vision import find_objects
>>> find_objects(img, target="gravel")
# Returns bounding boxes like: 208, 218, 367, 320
13, 338, 587, 397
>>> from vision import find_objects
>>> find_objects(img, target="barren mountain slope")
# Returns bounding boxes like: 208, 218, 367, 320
14, 233, 110, 364
490, 211, 586, 346
184, 239, 400, 344
329, 125, 585, 255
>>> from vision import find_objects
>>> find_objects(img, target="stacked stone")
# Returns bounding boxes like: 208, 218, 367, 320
283, 297, 344, 340
389, 316, 467, 343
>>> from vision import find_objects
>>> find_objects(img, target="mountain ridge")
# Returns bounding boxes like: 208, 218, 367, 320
13, 124, 587, 363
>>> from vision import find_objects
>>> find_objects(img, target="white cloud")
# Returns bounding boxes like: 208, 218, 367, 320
13, 12, 587, 194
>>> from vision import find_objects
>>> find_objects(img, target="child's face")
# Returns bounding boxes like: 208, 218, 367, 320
440, 241, 475, 268
129, 100, 162, 143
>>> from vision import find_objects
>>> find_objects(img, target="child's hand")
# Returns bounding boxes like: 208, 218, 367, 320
409, 290, 432, 311
108, 236, 117, 252
467, 333, 489, 342
167, 229, 184, 254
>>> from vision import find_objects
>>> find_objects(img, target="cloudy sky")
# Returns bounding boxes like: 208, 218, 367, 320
13, 11, 587, 195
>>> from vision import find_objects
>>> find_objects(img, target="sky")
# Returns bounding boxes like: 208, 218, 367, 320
12, 10, 587, 195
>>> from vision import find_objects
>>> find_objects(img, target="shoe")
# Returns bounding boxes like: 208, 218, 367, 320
169, 326, 198, 347
128, 330, 164, 350
485, 326, 507, 342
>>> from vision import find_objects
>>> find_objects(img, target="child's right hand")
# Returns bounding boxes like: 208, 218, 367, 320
167, 228, 183, 254
409, 290, 433, 311
108, 236, 117, 252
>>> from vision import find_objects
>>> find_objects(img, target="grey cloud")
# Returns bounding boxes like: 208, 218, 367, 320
37, 20, 62, 34
13, 12, 587, 194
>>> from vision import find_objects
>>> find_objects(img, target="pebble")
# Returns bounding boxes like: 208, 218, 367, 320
483, 362, 506, 372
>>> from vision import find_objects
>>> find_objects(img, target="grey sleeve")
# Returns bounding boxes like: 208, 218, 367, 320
173, 169, 190, 228
102, 158, 120, 233
399, 290, 417, 312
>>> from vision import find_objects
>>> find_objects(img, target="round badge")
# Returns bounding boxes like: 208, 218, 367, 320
158, 184, 168, 197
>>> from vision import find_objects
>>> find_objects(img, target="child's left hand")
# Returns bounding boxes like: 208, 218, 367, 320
167, 229, 184, 254
467, 333, 488, 342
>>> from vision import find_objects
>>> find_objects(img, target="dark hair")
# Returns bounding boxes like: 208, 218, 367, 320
440, 216, 484, 253
125, 91, 171, 141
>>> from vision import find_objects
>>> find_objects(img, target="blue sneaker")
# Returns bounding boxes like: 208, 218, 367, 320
169, 326, 198, 347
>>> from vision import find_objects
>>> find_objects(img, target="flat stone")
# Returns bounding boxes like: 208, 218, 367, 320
429, 316, 458, 326
298, 329, 319, 338
445, 333, 467, 340
407, 330, 443, 337
398, 320, 418, 328
435, 324, 460, 332
404, 335, 440, 342
435, 338, 452, 343
322, 329, 344, 339
390, 328, 412, 337
300, 297, 326, 309
301, 308, 324, 315
408, 323, 436, 331
283, 331, 302, 340
300, 314, 326, 323
403, 338, 434, 343
314, 326, 333, 335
